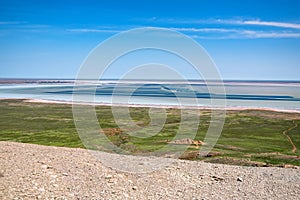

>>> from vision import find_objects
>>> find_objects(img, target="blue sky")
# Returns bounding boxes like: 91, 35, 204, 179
0, 0, 300, 80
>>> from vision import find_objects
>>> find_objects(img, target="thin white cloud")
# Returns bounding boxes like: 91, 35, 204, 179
242, 30, 300, 39
66, 25, 300, 39
203, 18, 300, 30
67, 28, 120, 33
216, 19, 300, 30
172, 27, 300, 39
144, 17, 300, 30
171, 27, 236, 33
243, 20, 300, 29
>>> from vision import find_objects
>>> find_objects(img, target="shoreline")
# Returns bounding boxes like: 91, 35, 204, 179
1, 97, 300, 114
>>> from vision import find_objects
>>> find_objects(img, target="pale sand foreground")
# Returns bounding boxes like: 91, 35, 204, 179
0, 142, 299, 200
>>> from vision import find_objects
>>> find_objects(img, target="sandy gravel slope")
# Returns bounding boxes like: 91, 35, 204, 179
0, 141, 299, 199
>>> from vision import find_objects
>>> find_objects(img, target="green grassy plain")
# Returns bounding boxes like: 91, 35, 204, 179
0, 99, 299, 167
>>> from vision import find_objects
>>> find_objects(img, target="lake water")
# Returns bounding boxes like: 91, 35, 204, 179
0, 80, 300, 111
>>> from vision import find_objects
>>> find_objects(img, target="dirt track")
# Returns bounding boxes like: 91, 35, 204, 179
0, 141, 299, 199
282, 121, 298, 153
